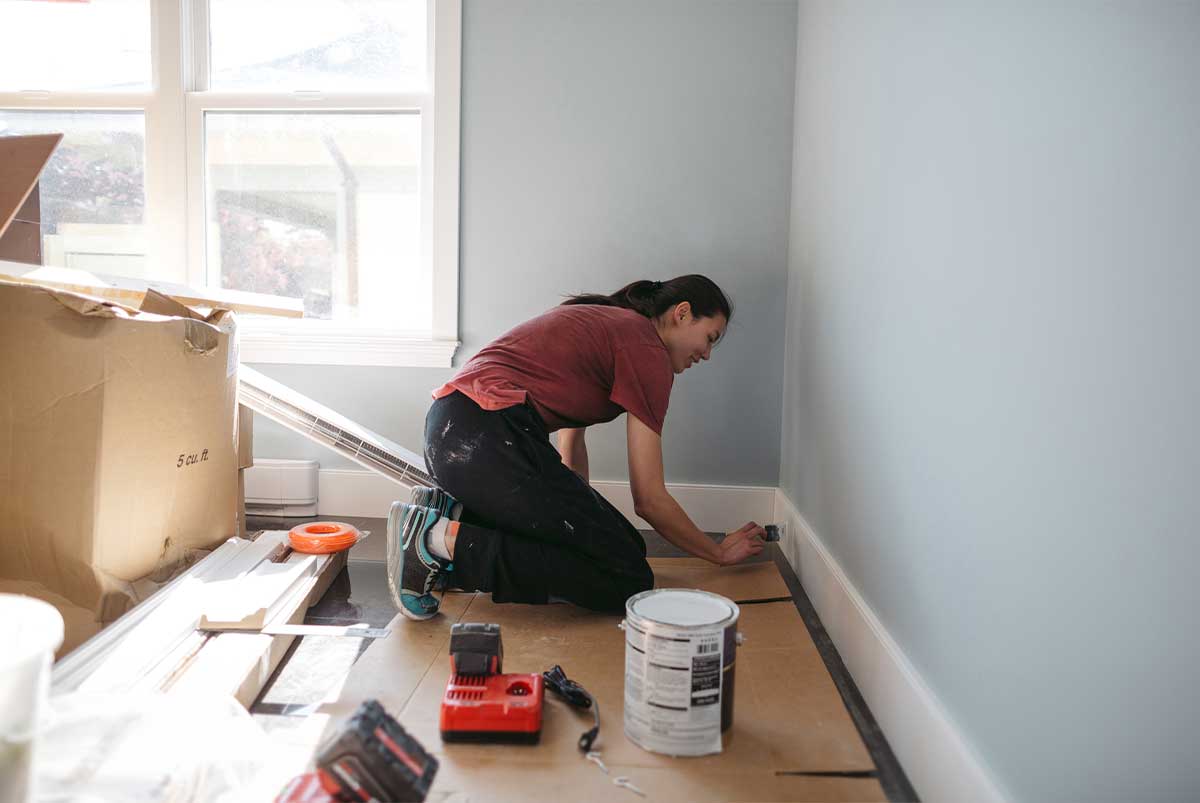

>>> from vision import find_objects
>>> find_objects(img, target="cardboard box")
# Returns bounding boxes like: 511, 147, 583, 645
0, 280, 239, 622
236, 468, 248, 539
235, 407, 252, 535
237, 404, 254, 470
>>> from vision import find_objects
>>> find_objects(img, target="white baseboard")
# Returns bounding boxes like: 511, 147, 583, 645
772, 489, 1009, 803
591, 480, 776, 533
244, 459, 319, 517
314, 468, 775, 533
317, 469, 409, 518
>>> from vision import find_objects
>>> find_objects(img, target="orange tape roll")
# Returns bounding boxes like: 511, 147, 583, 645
288, 521, 360, 554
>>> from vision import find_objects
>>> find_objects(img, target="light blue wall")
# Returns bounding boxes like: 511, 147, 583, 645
784, 2, 1200, 800
253, 0, 797, 487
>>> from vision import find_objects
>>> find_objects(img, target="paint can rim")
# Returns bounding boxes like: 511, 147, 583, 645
625, 587, 740, 630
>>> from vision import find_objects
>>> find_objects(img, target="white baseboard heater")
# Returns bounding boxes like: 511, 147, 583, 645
238, 365, 432, 490
244, 458, 320, 517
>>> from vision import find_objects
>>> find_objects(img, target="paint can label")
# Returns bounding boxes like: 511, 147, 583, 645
623, 620, 724, 755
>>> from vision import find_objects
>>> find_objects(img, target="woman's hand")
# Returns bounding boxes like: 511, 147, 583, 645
719, 522, 767, 566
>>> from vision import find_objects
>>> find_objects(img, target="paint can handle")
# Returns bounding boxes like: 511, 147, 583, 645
735, 631, 745, 646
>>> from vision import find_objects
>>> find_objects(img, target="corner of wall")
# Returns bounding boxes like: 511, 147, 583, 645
772, 488, 1011, 803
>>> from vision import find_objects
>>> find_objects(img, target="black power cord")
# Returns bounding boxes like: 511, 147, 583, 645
542, 664, 599, 751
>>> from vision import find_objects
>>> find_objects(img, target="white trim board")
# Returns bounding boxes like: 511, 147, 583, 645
772, 489, 1010, 803
317, 469, 410, 518
592, 480, 775, 534
239, 329, 459, 368
314, 468, 775, 534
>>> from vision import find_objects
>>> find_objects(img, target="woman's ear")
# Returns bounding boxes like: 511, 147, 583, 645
675, 301, 692, 322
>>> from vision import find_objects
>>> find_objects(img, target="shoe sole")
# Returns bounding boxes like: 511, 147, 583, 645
409, 486, 434, 509
410, 485, 460, 521
387, 501, 439, 621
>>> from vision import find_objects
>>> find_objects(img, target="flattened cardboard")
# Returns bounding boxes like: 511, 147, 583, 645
739, 639, 878, 770
735, 595, 817, 650
429, 757, 886, 803
390, 596, 624, 765
648, 557, 790, 601
406, 595, 873, 774
321, 594, 477, 725
0, 280, 239, 621
317, 560, 879, 801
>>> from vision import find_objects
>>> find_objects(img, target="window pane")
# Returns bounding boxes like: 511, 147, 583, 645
210, 0, 426, 92
206, 112, 425, 329
0, 111, 146, 276
0, 0, 150, 91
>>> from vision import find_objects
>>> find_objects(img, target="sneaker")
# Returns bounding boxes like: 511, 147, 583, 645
409, 485, 461, 520
387, 501, 454, 621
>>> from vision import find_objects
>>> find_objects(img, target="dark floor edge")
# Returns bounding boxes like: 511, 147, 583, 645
769, 546, 920, 803
776, 770, 879, 779
735, 595, 793, 605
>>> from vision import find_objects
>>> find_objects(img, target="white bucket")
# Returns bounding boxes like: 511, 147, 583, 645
622, 588, 741, 757
0, 594, 65, 803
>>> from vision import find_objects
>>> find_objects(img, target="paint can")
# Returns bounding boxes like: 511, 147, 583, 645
0, 594, 64, 803
621, 588, 742, 756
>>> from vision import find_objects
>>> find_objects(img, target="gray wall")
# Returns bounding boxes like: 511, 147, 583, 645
785, 2, 1199, 801
254, 0, 797, 487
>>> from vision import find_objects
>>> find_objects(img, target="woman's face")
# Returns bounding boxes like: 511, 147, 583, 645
657, 303, 727, 374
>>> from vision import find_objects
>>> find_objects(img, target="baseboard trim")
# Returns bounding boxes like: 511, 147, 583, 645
317, 469, 408, 518
315, 469, 776, 534
772, 489, 1009, 803
591, 480, 776, 533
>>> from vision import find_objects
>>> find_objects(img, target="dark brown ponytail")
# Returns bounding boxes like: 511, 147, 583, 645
562, 274, 733, 322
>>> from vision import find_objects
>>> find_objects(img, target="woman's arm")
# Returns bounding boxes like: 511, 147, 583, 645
626, 415, 765, 566
557, 427, 590, 482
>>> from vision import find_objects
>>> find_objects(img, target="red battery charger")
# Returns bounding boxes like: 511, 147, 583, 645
439, 623, 544, 744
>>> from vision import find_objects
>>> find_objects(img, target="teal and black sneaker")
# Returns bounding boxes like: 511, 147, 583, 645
409, 485, 461, 520
387, 501, 454, 621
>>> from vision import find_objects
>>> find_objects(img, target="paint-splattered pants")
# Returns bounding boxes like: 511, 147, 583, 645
423, 391, 654, 613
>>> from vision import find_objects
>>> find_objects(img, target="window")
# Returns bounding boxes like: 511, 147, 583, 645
0, 0, 460, 367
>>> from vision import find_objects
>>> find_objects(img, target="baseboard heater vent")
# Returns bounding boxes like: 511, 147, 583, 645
244, 458, 320, 517
238, 365, 432, 488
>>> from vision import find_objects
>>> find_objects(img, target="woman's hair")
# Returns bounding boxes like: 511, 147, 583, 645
562, 274, 733, 323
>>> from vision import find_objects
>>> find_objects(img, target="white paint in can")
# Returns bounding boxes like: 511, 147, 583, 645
622, 588, 741, 757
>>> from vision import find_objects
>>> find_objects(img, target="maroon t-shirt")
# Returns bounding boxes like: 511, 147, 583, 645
432, 305, 674, 434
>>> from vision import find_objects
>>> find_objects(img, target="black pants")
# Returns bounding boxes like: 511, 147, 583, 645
423, 391, 653, 613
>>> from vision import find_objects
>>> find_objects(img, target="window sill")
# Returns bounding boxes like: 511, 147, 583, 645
238, 322, 459, 368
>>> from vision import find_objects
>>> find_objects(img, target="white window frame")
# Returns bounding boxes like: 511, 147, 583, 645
0, 0, 460, 368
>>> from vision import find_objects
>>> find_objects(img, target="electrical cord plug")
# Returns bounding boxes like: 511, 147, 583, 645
542, 664, 600, 751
